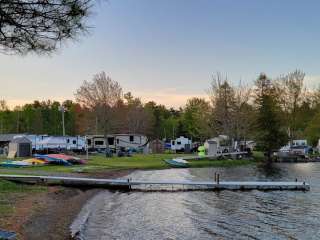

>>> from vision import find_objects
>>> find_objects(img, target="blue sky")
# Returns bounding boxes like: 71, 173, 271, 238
1, 0, 320, 108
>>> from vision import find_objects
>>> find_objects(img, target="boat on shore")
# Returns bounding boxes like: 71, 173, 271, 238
164, 158, 189, 168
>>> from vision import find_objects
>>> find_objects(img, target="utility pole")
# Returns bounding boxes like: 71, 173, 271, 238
59, 106, 65, 136
95, 116, 98, 135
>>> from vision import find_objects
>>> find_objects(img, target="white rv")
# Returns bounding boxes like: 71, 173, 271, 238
86, 134, 148, 152
171, 136, 192, 152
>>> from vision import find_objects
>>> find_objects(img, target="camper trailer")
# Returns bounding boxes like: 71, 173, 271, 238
35, 136, 86, 152
0, 134, 86, 153
86, 134, 148, 152
171, 136, 192, 152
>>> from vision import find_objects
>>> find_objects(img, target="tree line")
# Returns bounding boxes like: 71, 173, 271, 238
1, 70, 320, 151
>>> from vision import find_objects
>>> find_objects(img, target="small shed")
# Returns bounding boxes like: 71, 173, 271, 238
205, 139, 218, 156
149, 139, 164, 153
8, 137, 32, 158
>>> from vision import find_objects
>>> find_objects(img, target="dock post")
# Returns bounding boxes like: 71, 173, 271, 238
127, 178, 131, 190
214, 172, 217, 182
217, 174, 220, 184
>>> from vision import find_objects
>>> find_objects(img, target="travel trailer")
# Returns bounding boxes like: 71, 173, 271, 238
171, 136, 192, 152
0, 134, 86, 152
86, 134, 148, 152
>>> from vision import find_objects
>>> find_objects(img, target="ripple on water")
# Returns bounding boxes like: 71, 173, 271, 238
72, 163, 320, 240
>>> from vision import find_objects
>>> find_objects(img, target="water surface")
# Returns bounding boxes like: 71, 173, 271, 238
72, 163, 320, 239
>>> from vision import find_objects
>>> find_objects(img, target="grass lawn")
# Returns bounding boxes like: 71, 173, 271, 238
0, 152, 261, 175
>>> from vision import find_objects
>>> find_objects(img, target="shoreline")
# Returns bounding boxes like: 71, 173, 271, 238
1, 169, 133, 240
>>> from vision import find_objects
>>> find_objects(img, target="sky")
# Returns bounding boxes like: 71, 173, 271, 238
1, 0, 320, 108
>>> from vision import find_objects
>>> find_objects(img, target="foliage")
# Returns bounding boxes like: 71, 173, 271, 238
0, 0, 92, 54
254, 73, 288, 161
1, 69, 320, 152
182, 97, 212, 141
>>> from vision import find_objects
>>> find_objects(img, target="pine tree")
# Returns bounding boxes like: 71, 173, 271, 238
254, 73, 288, 162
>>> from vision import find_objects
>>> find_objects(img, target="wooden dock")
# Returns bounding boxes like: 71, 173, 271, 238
0, 174, 310, 191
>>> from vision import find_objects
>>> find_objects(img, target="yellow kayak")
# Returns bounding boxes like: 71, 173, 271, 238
22, 158, 46, 165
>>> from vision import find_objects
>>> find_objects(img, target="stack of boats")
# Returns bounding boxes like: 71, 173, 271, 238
0, 154, 86, 167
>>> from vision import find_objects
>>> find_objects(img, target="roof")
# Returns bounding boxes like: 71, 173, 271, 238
12, 136, 32, 143
0, 134, 26, 142
38, 137, 66, 145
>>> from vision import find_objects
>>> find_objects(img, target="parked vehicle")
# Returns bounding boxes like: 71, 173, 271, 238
170, 136, 192, 152
86, 134, 148, 152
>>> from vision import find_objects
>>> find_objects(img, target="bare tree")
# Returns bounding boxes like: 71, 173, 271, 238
276, 70, 305, 140
123, 92, 153, 136
233, 81, 253, 142
0, 0, 92, 54
209, 72, 236, 138
75, 72, 122, 150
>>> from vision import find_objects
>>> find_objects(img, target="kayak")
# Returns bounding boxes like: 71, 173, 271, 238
0, 160, 32, 168
164, 158, 189, 168
22, 158, 46, 165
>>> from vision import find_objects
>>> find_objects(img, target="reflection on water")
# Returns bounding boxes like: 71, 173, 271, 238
72, 163, 320, 240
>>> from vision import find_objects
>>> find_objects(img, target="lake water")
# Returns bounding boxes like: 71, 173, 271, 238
71, 163, 320, 239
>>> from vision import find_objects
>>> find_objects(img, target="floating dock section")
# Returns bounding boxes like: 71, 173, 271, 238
0, 174, 310, 191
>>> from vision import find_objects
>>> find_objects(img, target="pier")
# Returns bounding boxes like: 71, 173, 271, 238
0, 174, 310, 191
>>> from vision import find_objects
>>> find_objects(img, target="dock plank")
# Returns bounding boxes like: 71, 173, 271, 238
0, 174, 310, 191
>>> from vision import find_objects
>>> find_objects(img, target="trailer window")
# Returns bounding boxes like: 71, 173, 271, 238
87, 139, 91, 145
67, 139, 70, 143
177, 141, 181, 145
172, 141, 175, 145
108, 137, 114, 145
130, 135, 134, 142
116, 139, 119, 144
73, 140, 76, 144
95, 140, 104, 145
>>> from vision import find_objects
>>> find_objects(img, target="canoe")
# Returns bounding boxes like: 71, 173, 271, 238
164, 158, 189, 168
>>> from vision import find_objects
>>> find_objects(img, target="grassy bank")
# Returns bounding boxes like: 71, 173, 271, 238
0, 180, 46, 223
0, 153, 260, 175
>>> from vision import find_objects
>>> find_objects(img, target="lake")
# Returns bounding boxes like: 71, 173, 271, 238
71, 163, 320, 239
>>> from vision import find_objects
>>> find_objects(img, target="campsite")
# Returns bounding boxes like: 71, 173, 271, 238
2, 1, 320, 239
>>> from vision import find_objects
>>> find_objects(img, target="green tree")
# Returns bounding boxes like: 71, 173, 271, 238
182, 98, 212, 141
254, 73, 288, 162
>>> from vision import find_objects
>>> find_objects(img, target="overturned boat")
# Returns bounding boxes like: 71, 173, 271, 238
164, 158, 189, 168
